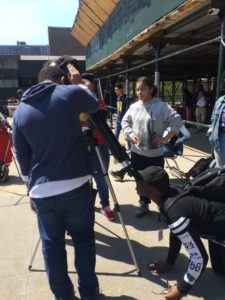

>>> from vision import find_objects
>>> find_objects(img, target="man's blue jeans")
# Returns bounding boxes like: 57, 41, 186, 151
114, 118, 122, 140
89, 144, 109, 208
32, 182, 98, 299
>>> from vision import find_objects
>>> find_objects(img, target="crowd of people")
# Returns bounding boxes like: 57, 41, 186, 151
1, 56, 224, 300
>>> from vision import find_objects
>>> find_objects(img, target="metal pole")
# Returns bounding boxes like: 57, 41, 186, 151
108, 64, 113, 128
154, 45, 161, 86
125, 59, 130, 96
98, 37, 220, 80
28, 237, 41, 270
97, 79, 103, 99
216, 12, 225, 99
172, 80, 176, 105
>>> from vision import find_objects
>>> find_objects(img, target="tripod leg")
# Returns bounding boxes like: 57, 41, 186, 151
94, 145, 141, 275
28, 237, 41, 270
12, 150, 23, 179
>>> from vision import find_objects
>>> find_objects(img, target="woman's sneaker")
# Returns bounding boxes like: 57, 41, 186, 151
109, 169, 126, 181
101, 206, 115, 221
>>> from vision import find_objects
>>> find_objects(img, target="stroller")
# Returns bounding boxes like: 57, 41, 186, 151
0, 112, 13, 182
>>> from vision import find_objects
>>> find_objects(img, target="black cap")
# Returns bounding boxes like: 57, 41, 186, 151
82, 73, 95, 82
138, 166, 169, 189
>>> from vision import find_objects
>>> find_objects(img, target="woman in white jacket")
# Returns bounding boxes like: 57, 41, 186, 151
122, 76, 182, 217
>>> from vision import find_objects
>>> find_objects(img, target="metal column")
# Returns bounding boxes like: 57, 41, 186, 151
108, 63, 113, 127
216, 11, 225, 99
125, 59, 130, 97
154, 45, 161, 86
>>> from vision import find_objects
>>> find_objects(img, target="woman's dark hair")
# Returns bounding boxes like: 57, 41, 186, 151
136, 76, 158, 97
115, 82, 123, 90
38, 66, 64, 83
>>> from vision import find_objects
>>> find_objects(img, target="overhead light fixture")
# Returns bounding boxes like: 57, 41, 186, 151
208, 7, 220, 16
208, 0, 225, 16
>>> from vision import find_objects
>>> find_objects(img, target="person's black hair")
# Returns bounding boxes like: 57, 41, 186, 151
136, 76, 158, 97
17, 89, 24, 98
82, 73, 95, 84
115, 82, 123, 90
38, 66, 65, 83
42, 60, 54, 69
54, 55, 74, 66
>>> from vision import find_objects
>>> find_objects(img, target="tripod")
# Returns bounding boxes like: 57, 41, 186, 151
28, 139, 141, 275
93, 139, 141, 275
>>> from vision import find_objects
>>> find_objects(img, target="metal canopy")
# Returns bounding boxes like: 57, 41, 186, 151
72, 0, 223, 80
96, 1, 221, 80
71, 0, 120, 46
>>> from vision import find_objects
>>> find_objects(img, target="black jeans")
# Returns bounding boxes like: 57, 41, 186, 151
131, 152, 164, 204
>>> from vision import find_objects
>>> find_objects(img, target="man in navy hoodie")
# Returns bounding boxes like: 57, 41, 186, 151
13, 65, 99, 300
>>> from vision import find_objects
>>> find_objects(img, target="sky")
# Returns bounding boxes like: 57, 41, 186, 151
0, 0, 79, 45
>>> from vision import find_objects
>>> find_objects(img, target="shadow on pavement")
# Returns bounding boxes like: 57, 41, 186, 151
0, 174, 23, 186
97, 204, 167, 231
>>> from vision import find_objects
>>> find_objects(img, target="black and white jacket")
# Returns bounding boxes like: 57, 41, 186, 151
160, 188, 225, 294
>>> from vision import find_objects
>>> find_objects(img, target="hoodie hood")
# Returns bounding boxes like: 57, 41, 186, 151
21, 82, 57, 103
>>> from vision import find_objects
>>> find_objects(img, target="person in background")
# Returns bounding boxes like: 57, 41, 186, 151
114, 82, 131, 152
81, 75, 115, 221
109, 106, 189, 181
195, 84, 207, 133
13, 64, 99, 300
182, 87, 193, 124
136, 166, 225, 300
208, 70, 225, 167
16, 88, 24, 102
122, 76, 182, 218
163, 105, 191, 157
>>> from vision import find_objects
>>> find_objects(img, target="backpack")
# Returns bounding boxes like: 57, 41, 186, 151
164, 165, 225, 213
183, 165, 225, 203
185, 156, 214, 179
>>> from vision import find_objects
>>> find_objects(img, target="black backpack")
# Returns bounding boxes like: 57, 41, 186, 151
164, 165, 225, 213
185, 157, 214, 179
183, 165, 225, 203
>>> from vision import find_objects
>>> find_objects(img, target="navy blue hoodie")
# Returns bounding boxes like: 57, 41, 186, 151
13, 82, 98, 190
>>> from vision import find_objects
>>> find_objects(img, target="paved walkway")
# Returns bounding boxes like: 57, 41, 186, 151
0, 130, 224, 300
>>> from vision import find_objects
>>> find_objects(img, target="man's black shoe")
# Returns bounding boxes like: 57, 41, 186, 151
54, 287, 77, 300
81, 287, 100, 300
110, 169, 126, 181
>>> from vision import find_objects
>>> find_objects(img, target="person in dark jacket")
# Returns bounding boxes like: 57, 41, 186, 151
13, 65, 99, 300
114, 82, 131, 151
182, 87, 193, 122
136, 166, 225, 300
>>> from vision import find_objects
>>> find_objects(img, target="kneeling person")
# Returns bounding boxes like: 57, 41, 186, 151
136, 166, 225, 300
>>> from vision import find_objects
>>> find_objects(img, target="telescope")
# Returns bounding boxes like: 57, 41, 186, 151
59, 59, 135, 178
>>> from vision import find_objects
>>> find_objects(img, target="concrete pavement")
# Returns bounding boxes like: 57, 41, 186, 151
0, 134, 225, 300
